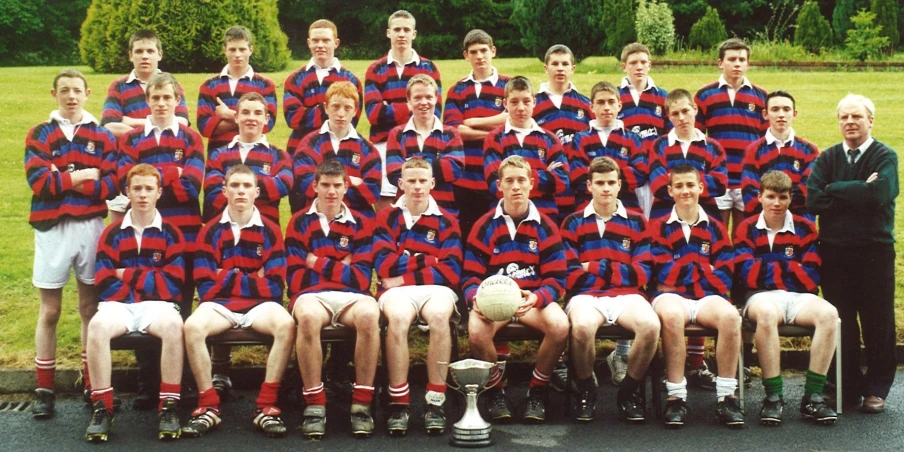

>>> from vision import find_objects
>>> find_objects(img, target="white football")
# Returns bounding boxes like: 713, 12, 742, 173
476, 275, 523, 321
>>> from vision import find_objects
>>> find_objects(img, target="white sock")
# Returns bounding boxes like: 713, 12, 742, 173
665, 377, 688, 400
716, 376, 738, 400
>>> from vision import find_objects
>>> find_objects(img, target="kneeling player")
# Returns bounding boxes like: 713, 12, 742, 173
651, 164, 742, 428
375, 158, 462, 435
286, 160, 380, 438
561, 157, 660, 423
734, 171, 838, 425
463, 155, 569, 424
86, 164, 186, 442
183, 165, 294, 438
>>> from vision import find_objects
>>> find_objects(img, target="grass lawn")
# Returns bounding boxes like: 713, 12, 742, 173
2, 57, 903, 370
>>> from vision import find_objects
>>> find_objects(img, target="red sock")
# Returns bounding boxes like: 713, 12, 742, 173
81, 350, 91, 391
426, 383, 447, 394
687, 337, 706, 370
91, 387, 114, 413
35, 357, 56, 390
486, 366, 503, 389
352, 384, 375, 405
158, 382, 181, 410
197, 387, 220, 412
389, 382, 410, 405
529, 367, 551, 389
303, 383, 326, 406
256, 381, 280, 409
494, 342, 510, 360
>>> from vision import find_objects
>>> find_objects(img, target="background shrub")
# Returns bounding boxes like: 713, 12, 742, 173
511, 0, 604, 61
845, 8, 891, 60
688, 6, 728, 50
636, 0, 676, 55
795, 0, 834, 54
0, 0, 91, 66
871, 0, 900, 50
80, 0, 290, 73
601, 0, 637, 54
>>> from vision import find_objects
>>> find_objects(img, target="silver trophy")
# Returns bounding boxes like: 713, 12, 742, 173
444, 359, 500, 448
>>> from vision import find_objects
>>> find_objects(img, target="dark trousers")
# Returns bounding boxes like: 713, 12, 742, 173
454, 187, 494, 242
820, 243, 897, 400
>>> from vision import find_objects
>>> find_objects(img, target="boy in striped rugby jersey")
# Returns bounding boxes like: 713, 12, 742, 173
184, 165, 294, 438
26, 69, 118, 419
365, 10, 442, 212
650, 164, 742, 428
386, 75, 465, 216
376, 158, 463, 435
85, 164, 186, 442
561, 157, 659, 423
197, 26, 278, 155
735, 170, 838, 425
286, 161, 380, 439
464, 156, 569, 424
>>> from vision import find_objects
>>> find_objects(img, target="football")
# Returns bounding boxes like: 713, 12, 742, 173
475, 275, 523, 321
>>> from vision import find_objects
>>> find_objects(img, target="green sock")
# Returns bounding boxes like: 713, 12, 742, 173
804, 370, 827, 396
762, 375, 783, 397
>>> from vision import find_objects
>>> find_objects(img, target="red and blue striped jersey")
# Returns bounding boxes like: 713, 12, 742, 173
284, 204, 373, 308
364, 53, 442, 144
561, 203, 652, 299
203, 139, 293, 225
532, 85, 593, 148
484, 122, 570, 220
117, 123, 205, 249
385, 120, 465, 215
25, 116, 118, 231
648, 132, 727, 221
95, 213, 185, 303
650, 209, 734, 298
443, 73, 510, 191
194, 211, 286, 311
197, 70, 278, 154
617, 78, 670, 145
283, 61, 363, 152
292, 127, 381, 219
373, 198, 462, 297
101, 73, 190, 126
462, 202, 567, 309
740, 131, 817, 218
694, 80, 768, 187
569, 124, 648, 212
733, 212, 820, 294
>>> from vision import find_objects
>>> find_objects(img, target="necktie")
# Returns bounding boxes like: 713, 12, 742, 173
848, 148, 860, 165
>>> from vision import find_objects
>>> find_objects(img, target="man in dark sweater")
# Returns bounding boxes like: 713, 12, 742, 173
807, 94, 898, 414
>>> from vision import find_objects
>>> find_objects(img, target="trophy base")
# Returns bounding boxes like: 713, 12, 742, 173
450, 426, 494, 448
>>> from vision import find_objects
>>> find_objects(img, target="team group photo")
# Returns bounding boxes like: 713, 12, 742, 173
4, 0, 903, 449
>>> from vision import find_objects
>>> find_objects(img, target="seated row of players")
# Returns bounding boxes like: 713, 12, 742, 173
79, 152, 838, 442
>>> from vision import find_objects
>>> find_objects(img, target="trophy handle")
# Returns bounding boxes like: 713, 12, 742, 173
438, 361, 460, 391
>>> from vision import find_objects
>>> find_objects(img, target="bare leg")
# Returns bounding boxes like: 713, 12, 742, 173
294, 296, 331, 389
250, 304, 296, 383
183, 309, 232, 392
338, 298, 381, 387
568, 304, 604, 380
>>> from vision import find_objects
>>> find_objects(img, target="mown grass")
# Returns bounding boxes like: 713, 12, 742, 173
2, 58, 903, 369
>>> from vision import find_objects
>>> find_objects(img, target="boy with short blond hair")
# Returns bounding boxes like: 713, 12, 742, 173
198, 25, 278, 155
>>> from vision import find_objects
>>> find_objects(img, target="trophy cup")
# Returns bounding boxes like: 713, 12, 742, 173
444, 359, 498, 448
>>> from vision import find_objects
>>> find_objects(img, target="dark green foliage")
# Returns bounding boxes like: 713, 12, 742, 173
636, 0, 676, 55
511, 0, 604, 61
278, 0, 527, 60
845, 8, 891, 60
80, 0, 290, 73
667, 0, 768, 40
871, 0, 900, 49
601, 0, 637, 55
688, 6, 728, 50
0, 0, 91, 66
795, 1, 833, 53
834, 0, 856, 43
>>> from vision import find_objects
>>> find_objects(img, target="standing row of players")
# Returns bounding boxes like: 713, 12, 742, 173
25, 8, 897, 442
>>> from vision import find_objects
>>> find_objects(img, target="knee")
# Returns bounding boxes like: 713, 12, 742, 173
386, 312, 411, 336
657, 305, 685, 332
467, 320, 493, 347
355, 301, 381, 333
421, 308, 451, 328
546, 315, 570, 344
182, 317, 206, 342
569, 315, 597, 344
718, 310, 741, 336
273, 315, 296, 343
39, 305, 63, 325
159, 317, 184, 342
634, 317, 661, 344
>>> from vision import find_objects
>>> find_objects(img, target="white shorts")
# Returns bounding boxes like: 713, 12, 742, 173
292, 291, 376, 328
635, 184, 653, 220
743, 290, 823, 325
566, 293, 647, 325
97, 300, 180, 334
33, 217, 105, 288
715, 188, 743, 211
105, 194, 129, 213
195, 301, 283, 329
652, 293, 728, 324
373, 142, 396, 197
378, 285, 461, 325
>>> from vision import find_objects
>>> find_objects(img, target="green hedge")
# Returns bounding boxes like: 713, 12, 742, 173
80, 0, 290, 73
